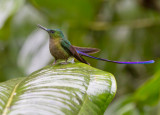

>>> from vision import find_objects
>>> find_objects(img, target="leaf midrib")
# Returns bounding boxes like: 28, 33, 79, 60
2, 79, 24, 115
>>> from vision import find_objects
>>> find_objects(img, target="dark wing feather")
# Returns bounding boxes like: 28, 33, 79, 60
73, 46, 100, 54
61, 39, 89, 65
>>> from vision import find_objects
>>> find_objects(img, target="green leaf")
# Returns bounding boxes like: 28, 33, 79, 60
105, 69, 160, 115
134, 70, 160, 106
0, 63, 116, 115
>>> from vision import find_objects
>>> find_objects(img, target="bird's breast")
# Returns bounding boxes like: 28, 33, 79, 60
49, 39, 69, 60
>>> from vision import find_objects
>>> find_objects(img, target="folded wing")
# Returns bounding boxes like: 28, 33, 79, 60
61, 39, 89, 65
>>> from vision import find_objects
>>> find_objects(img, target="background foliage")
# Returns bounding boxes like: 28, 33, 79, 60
0, 0, 160, 114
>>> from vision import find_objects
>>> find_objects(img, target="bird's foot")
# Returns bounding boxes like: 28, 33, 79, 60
60, 60, 69, 65
50, 59, 74, 65
60, 62, 69, 65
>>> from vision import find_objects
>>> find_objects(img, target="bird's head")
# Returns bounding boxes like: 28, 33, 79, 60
37, 24, 64, 39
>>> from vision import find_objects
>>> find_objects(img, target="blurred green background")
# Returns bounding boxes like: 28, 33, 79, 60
0, 0, 160, 114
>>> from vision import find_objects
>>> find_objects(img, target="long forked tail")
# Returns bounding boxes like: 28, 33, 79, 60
77, 51, 155, 64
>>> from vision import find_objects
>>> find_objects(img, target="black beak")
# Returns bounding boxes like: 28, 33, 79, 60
37, 24, 48, 32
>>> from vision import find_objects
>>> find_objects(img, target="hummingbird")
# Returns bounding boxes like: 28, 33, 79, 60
37, 24, 155, 65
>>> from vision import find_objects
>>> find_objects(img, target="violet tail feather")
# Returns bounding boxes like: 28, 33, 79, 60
77, 51, 155, 64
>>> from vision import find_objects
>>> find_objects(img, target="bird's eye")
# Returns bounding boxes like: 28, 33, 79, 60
50, 30, 55, 33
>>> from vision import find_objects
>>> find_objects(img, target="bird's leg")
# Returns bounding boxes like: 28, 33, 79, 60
65, 59, 68, 64
53, 59, 57, 65
50, 60, 56, 66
